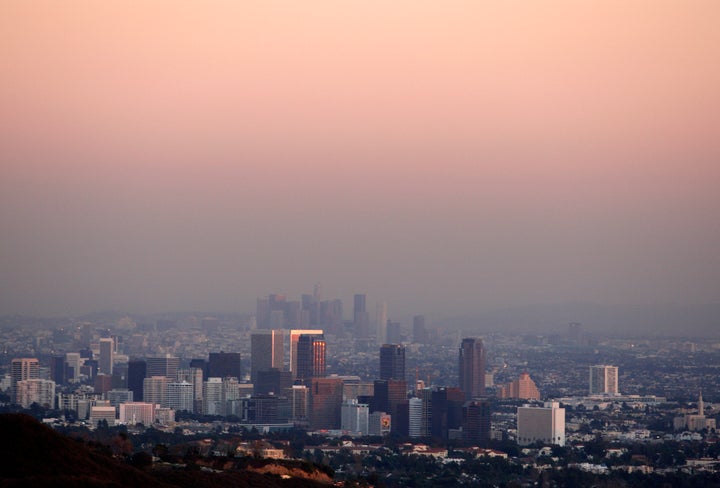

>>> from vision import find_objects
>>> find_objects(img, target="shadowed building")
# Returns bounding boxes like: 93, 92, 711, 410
208, 352, 242, 380
296, 334, 326, 383
310, 377, 343, 430
380, 344, 406, 381
459, 338, 486, 400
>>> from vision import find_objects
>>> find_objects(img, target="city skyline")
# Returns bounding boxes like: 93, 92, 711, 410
1, 2, 719, 323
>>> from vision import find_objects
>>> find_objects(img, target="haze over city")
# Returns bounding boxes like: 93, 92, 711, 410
1, 1, 719, 331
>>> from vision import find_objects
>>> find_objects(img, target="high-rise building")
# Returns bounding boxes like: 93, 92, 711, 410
11, 358, 39, 404
16, 379, 55, 409
208, 352, 242, 379
380, 344, 406, 381
127, 360, 147, 402
143, 376, 169, 406
373, 379, 407, 432
376, 302, 388, 345
51, 355, 67, 385
203, 378, 224, 415
517, 402, 565, 446
167, 381, 194, 412
146, 355, 180, 380
353, 294, 369, 339
341, 399, 370, 435
296, 334, 326, 382
413, 315, 428, 344
309, 377, 344, 430
463, 400, 491, 445
459, 338, 486, 400
289, 329, 323, 376
288, 385, 309, 427
255, 369, 293, 395
431, 387, 465, 439
251, 330, 284, 383
589, 365, 619, 395
408, 397, 423, 438
65, 353, 83, 381
99, 338, 114, 375
498, 372, 541, 400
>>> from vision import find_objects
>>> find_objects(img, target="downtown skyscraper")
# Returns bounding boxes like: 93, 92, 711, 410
459, 338, 486, 400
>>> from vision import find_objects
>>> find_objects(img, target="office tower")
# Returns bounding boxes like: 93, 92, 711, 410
255, 369, 293, 395
285, 300, 302, 328
517, 402, 566, 446
241, 394, 290, 424
368, 411, 392, 435
189, 358, 208, 381
309, 377, 343, 430
94, 374, 113, 396
413, 315, 428, 344
341, 399, 370, 435
119, 402, 155, 426
319, 299, 344, 334
51, 355, 66, 385
373, 379, 407, 432
146, 355, 180, 380
289, 329, 323, 376
256, 297, 271, 329
16, 379, 55, 409
251, 330, 284, 383
417, 388, 433, 437
143, 376, 169, 406
459, 338, 486, 400
107, 389, 133, 408
127, 360, 147, 402
387, 321, 402, 344
431, 387, 465, 439
589, 365, 619, 395
353, 294, 369, 338
203, 378, 224, 415
99, 338, 114, 375
167, 381, 194, 412
380, 344, 406, 381
498, 372, 541, 400
11, 358, 40, 404
463, 400, 491, 444
207, 352, 242, 379
288, 385, 309, 427
408, 397, 423, 437
296, 334, 326, 382
268, 294, 287, 329
376, 302, 388, 345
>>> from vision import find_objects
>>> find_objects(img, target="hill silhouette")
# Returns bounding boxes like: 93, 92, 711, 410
0, 414, 331, 488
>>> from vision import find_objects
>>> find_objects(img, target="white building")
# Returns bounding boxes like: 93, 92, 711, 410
517, 402, 565, 446
119, 402, 155, 426
341, 399, 369, 435
408, 397, 423, 438
16, 379, 55, 408
589, 365, 618, 395
203, 377, 224, 415
167, 381, 194, 412
89, 405, 117, 427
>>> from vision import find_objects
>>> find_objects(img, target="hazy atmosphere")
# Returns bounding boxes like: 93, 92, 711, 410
1, 1, 719, 322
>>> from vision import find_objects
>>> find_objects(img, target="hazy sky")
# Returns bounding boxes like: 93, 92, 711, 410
1, 1, 719, 317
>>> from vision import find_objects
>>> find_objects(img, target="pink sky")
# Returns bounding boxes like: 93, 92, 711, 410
1, 1, 719, 316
